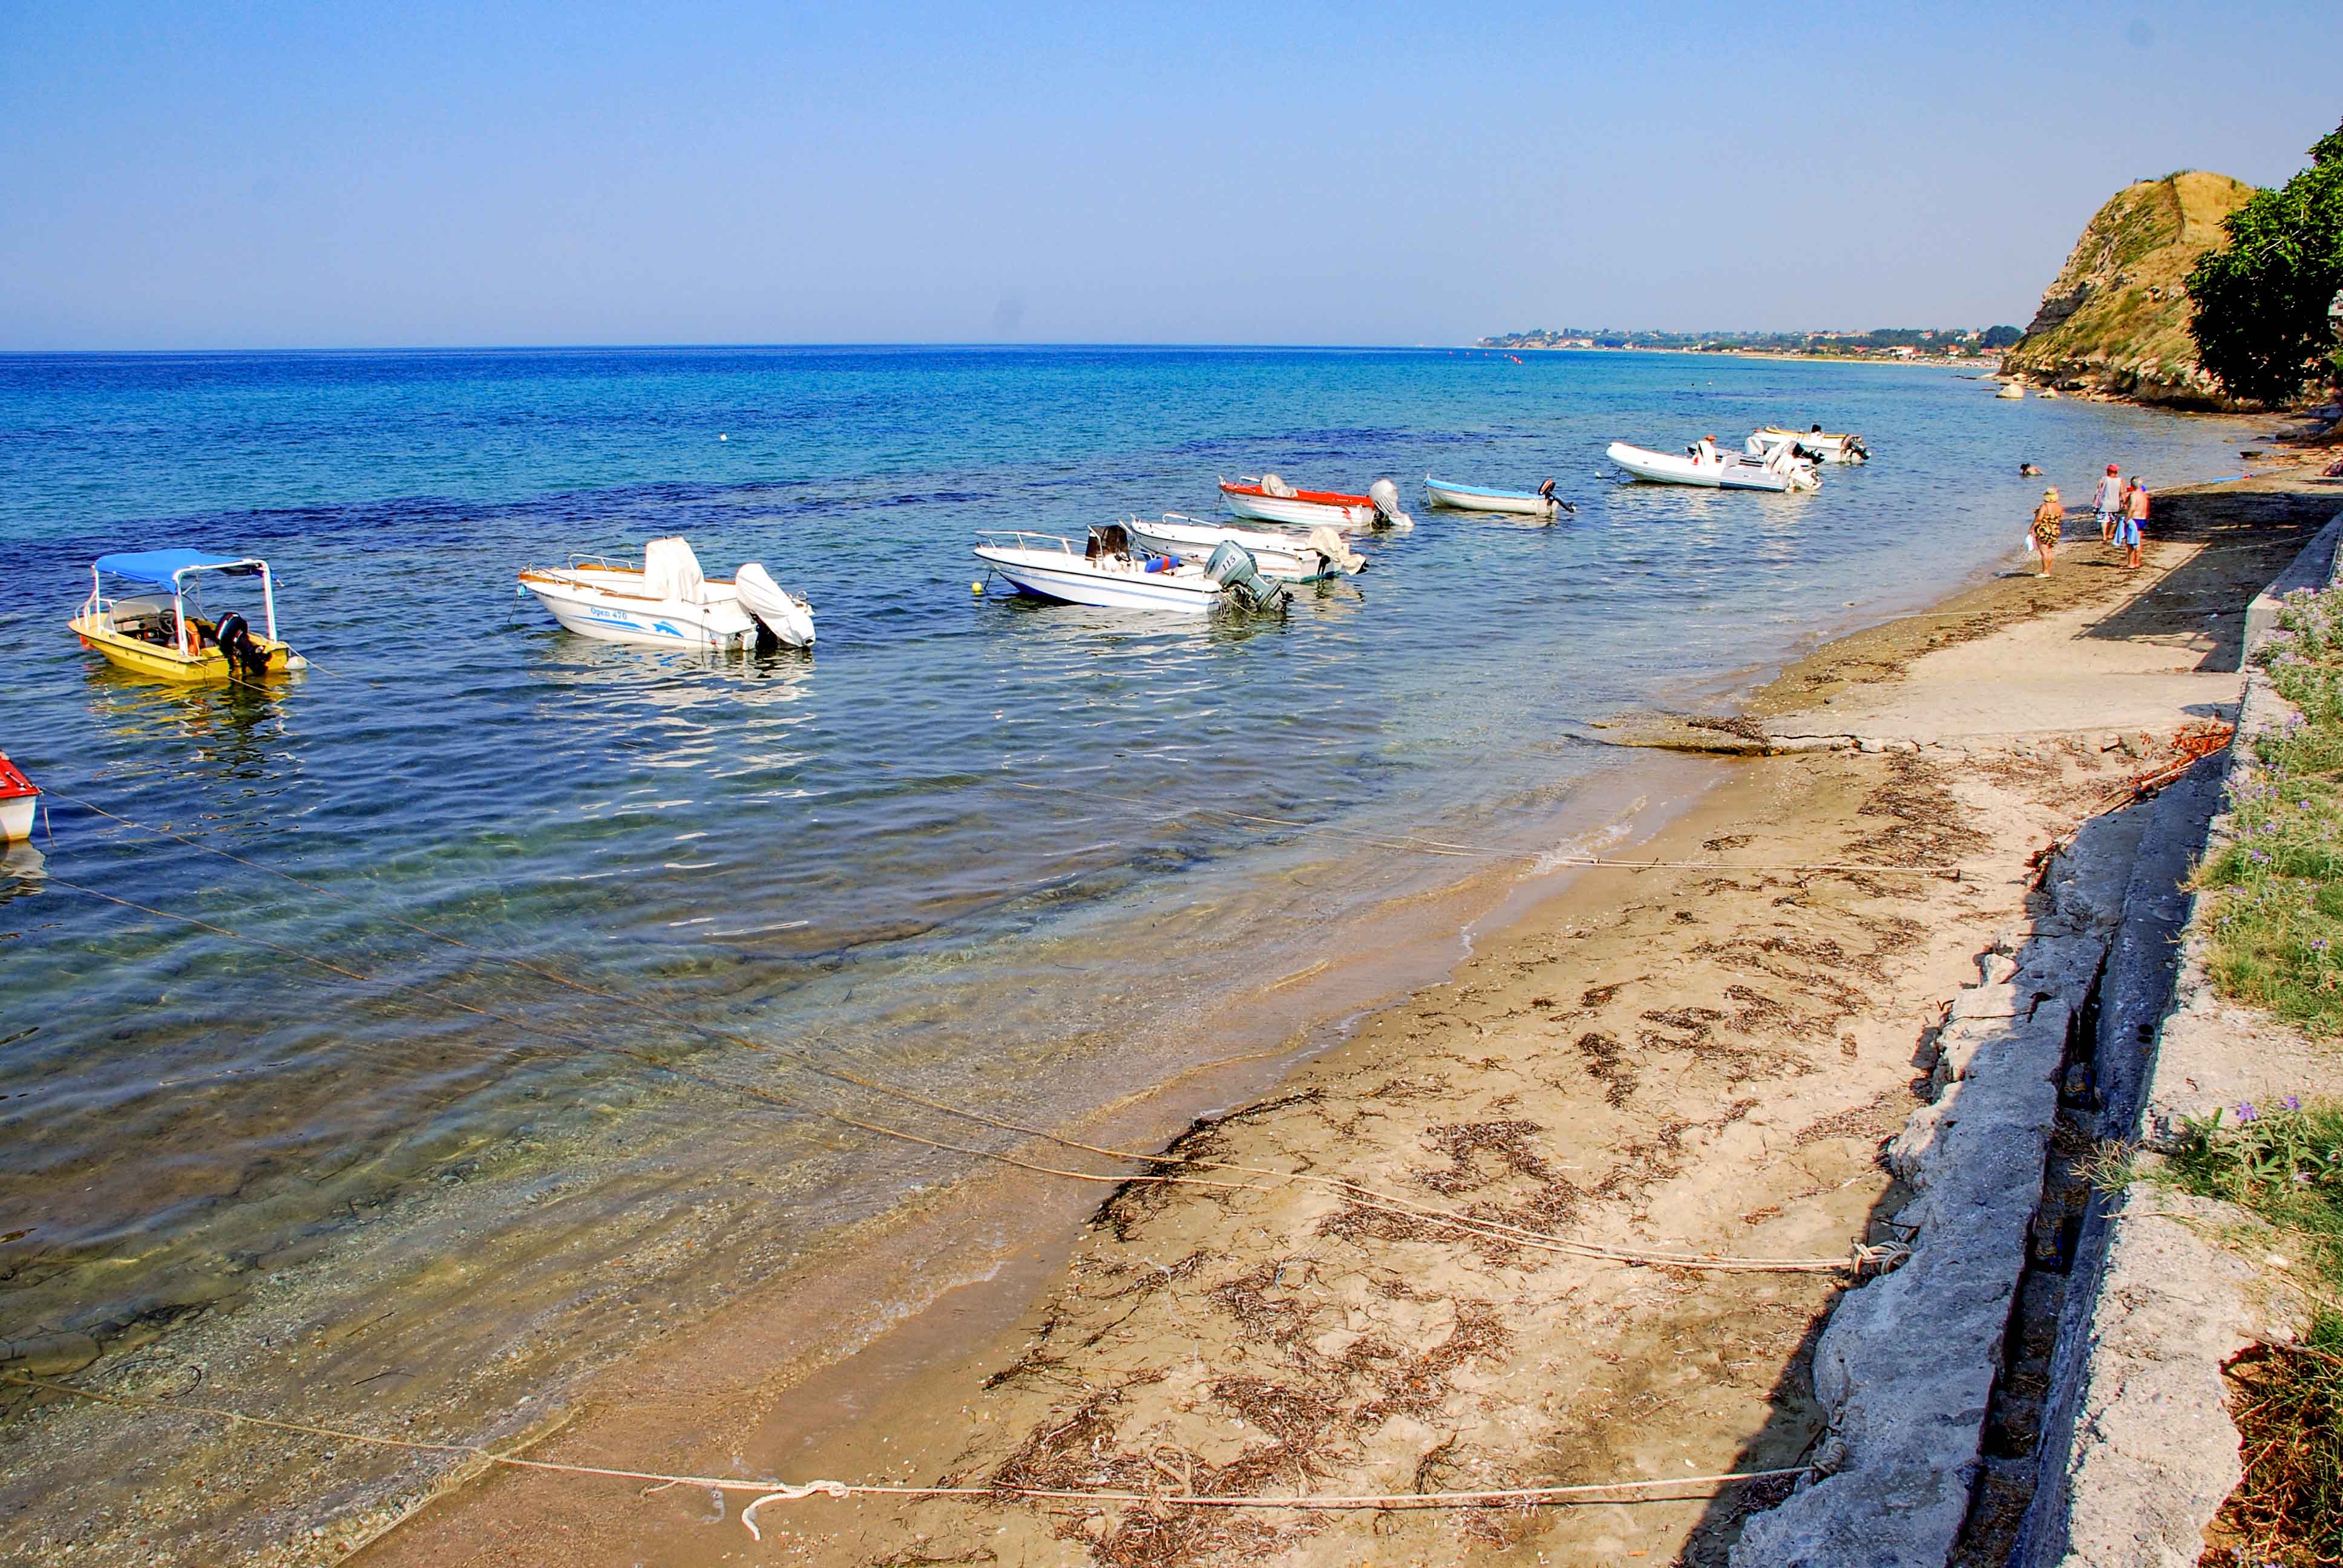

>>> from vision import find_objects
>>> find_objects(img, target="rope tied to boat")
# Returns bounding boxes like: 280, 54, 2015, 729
0, 1373, 1814, 1540
28, 789, 1909, 1278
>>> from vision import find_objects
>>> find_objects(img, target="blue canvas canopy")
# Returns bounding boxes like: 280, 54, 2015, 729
92, 550, 260, 587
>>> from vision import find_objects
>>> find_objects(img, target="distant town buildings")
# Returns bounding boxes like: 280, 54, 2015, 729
1474, 325, 2023, 360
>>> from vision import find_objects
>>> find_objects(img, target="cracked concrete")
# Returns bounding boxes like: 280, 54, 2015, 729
1729, 842, 2115, 1568
2014, 511, 2343, 1568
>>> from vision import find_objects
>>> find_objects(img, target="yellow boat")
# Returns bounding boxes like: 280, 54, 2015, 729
69, 549, 307, 683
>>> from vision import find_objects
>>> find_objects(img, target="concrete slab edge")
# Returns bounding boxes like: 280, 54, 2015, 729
1728, 875, 2112, 1567
2012, 509, 2343, 1568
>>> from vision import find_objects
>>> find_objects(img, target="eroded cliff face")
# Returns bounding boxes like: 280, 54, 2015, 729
2002, 171, 2255, 408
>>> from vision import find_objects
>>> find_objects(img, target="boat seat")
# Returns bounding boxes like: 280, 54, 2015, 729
643, 536, 710, 604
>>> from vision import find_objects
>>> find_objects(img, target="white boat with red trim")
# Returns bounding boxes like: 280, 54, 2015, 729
1217, 475, 1414, 532
0, 753, 36, 843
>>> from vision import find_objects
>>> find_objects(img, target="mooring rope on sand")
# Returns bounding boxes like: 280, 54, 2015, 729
37, 854, 1892, 1278
0, 1373, 1814, 1540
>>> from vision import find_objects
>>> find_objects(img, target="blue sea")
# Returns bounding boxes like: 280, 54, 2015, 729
0, 346, 2267, 1545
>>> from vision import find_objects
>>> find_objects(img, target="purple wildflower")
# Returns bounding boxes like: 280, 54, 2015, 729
2282, 1095, 2302, 1111
2238, 1102, 2259, 1123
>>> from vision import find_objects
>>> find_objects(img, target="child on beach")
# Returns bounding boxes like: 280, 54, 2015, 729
2031, 488, 2063, 575
2093, 464, 2123, 543
2119, 477, 2148, 569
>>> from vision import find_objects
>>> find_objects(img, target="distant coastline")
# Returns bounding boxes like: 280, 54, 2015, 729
1463, 341, 2002, 371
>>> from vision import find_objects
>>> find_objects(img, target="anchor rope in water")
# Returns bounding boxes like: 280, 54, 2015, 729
33, 797, 1892, 1275
0, 1373, 1814, 1540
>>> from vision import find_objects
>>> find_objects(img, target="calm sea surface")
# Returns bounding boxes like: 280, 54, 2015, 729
0, 347, 2267, 1535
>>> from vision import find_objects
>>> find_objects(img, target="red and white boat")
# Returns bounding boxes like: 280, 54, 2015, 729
0, 753, 38, 843
1217, 474, 1413, 533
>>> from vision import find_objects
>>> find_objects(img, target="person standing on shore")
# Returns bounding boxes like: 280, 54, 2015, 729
2119, 476, 2148, 570
2031, 487, 2063, 575
2093, 464, 2124, 544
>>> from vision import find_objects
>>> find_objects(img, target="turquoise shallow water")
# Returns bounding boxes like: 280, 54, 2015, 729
0, 347, 2265, 1396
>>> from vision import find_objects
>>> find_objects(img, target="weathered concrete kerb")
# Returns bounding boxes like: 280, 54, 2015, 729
2013, 511, 2343, 1568
1727, 833, 2126, 1566
1733, 511, 2343, 1567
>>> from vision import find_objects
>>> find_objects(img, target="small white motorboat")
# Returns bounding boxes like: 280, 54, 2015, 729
1219, 475, 1413, 532
1121, 515, 1364, 580
1423, 475, 1573, 517
1605, 437, 1820, 493
974, 524, 1288, 615
0, 753, 37, 843
519, 537, 814, 650
1746, 426, 1869, 464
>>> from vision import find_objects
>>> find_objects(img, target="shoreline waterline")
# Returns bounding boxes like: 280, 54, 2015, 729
0, 348, 2282, 1565
351, 471, 2341, 1568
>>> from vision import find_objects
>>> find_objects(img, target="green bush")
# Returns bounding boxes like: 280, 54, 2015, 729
2187, 120, 2343, 407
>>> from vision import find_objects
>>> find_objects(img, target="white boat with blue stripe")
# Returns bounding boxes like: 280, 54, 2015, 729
1423, 474, 1573, 518
519, 536, 815, 650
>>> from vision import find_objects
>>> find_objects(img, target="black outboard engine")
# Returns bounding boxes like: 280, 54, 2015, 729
215, 611, 267, 676
1204, 541, 1289, 613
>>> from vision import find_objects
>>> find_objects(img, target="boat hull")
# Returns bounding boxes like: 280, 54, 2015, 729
974, 546, 1223, 613
519, 570, 761, 649
1750, 428, 1867, 463
0, 794, 31, 843
1423, 475, 1559, 516
68, 614, 306, 682
1605, 442, 1806, 492
1121, 517, 1350, 580
1221, 489, 1376, 531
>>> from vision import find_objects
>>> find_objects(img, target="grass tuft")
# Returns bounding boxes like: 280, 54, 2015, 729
2155, 1101, 2343, 1564
2197, 587, 2343, 1036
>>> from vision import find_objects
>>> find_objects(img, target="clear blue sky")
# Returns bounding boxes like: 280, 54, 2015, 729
2, 2, 2334, 350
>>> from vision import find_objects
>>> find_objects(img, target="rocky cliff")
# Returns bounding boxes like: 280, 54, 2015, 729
2002, 170, 2256, 407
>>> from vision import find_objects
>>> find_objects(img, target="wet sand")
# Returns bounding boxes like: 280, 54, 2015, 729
332, 475, 2337, 1567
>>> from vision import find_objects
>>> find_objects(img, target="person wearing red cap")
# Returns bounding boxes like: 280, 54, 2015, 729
2092, 463, 2124, 544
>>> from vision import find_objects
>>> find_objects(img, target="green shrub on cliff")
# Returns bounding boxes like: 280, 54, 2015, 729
2187, 119, 2343, 408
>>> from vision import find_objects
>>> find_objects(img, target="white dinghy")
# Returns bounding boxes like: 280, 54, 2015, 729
1218, 475, 1414, 533
1605, 437, 1820, 493
974, 524, 1288, 615
1121, 515, 1364, 581
1746, 425, 1869, 464
519, 536, 816, 650
1423, 475, 1573, 517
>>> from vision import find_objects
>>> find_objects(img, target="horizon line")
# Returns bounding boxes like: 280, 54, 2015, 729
0, 335, 2007, 359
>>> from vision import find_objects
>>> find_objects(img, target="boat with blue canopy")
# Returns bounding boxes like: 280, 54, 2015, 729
1423, 474, 1574, 518
68, 548, 307, 682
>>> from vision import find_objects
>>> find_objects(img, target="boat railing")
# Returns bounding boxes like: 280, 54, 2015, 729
563, 552, 635, 572
974, 530, 1081, 555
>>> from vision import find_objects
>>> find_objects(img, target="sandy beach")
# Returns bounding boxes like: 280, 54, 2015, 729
323, 468, 2340, 1568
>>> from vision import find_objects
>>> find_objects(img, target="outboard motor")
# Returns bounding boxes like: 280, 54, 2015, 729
1204, 541, 1290, 613
735, 561, 816, 648
1366, 477, 1415, 532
